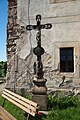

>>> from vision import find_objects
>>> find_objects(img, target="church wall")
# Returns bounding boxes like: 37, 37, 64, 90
7, 0, 80, 91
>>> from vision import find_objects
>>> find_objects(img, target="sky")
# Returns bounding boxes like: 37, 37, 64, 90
0, 0, 8, 61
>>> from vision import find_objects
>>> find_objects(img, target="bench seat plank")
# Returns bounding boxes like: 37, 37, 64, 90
0, 106, 16, 120
4, 89, 37, 107
0, 115, 6, 120
2, 94, 36, 116
2, 89, 38, 116
3, 91, 36, 112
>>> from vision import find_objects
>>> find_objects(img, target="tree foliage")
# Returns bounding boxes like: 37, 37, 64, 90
0, 61, 7, 77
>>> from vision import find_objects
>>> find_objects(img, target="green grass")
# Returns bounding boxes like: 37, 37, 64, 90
45, 95, 80, 120
0, 95, 80, 120
45, 107, 80, 120
0, 96, 25, 120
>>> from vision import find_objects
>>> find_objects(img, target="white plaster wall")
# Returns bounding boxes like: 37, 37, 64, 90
17, 0, 80, 87
17, 0, 80, 21
17, 0, 80, 54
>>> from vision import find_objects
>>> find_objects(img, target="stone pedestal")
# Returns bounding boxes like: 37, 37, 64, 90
32, 95, 47, 110
32, 78, 47, 110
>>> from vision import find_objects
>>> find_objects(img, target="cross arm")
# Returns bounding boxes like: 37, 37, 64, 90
41, 23, 52, 29
26, 23, 52, 31
26, 25, 37, 30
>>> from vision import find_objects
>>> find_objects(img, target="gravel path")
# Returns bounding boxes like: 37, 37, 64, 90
0, 83, 6, 94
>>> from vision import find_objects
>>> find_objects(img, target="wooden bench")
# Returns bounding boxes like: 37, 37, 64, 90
0, 88, 38, 120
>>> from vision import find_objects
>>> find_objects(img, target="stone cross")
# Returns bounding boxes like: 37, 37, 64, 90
26, 15, 52, 110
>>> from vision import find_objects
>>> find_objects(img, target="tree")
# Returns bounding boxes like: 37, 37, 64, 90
0, 61, 7, 77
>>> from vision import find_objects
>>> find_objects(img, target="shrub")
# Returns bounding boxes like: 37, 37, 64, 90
45, 107, 80, 120
47, 94, 78, 110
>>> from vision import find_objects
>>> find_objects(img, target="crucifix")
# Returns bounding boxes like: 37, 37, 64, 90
26, 15, 52, 110
26, 14, 52, 79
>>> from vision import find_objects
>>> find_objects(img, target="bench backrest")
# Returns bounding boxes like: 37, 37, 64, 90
2, 89, 38, 116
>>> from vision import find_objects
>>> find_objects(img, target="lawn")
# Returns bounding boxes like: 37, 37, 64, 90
46, 94, 80, 120
0, 94, 80, 120
0, 96, 25, 120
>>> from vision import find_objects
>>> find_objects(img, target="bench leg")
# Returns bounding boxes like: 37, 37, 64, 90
2, 98, 6, 107
26, 114, 29, 120
24, 112, 30, 120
